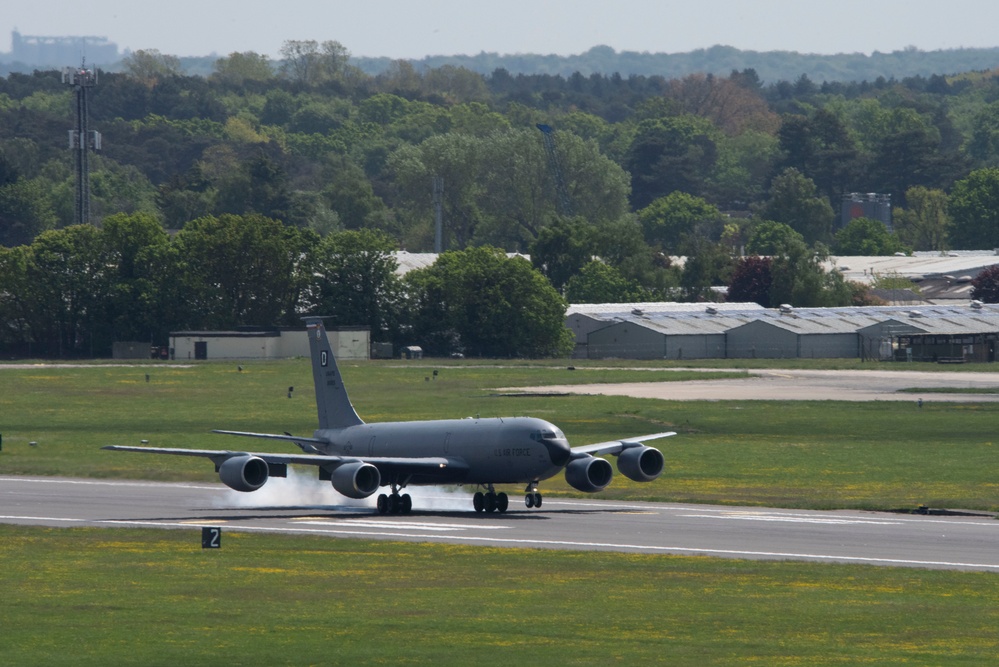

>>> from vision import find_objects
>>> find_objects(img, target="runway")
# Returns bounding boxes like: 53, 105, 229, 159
3, 475, 998, 572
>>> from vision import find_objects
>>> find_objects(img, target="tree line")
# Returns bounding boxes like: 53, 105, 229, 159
8, 42, 999, 87
4, 40, 999, 356
0, 213, 573, 358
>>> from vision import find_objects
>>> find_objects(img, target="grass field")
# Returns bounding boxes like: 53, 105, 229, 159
3, 524, 998, 666
1, 359, 998, 511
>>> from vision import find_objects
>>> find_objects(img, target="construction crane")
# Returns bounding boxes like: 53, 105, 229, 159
536, 124, 573, 217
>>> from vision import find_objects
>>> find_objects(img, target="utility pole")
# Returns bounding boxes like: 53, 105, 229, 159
432, 176, 444, 253
536, 124, 573, 217
63, 62, 101, 226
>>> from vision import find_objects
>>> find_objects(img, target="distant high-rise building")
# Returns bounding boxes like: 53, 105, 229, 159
8, 30, 119, 67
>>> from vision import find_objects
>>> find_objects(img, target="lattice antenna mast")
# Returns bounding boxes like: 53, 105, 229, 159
536, 124, 573, 217
432, 176, 444, 253
63, 61, 101, 226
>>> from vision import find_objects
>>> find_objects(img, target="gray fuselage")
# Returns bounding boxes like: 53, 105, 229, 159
315, 416, 571, 486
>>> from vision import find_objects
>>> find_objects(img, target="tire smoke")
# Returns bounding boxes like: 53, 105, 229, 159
213, 467, 472, 512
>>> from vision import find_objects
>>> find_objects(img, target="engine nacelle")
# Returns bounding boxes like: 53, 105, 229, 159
331, 462, 381, 499
564, 456, 613, 493
219, 455, 269, 492
617, 446, 665, 482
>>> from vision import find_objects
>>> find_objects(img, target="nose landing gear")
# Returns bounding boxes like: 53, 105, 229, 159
524, 481, 542, 509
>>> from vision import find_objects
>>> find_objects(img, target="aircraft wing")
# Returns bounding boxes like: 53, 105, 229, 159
570, 431, 675, 459
101, 445, 461, 475
212, 430, 329, 446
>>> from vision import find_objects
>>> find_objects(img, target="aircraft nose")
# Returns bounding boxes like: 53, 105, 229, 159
544, 437, 571, 467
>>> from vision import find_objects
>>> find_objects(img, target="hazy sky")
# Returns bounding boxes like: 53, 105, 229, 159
5, 0, 999, 60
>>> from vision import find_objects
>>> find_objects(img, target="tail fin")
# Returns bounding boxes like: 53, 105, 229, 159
303, 317, 364, 429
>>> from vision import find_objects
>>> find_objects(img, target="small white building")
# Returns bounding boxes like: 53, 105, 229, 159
169, 327, 370, 360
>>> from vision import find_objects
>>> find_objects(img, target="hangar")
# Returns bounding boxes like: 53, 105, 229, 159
858, 313, 999, 362
573, 303, 999, 362
725, 318, 858, 359
588, 316, 738, 360
567, 302, 764, 358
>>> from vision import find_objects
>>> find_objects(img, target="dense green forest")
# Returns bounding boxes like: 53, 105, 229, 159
4, 40, 999, 357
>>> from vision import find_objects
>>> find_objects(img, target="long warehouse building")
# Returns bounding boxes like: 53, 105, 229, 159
570, 303, 999, 362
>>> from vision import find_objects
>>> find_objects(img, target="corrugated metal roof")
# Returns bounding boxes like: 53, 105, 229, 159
730, 317, 865, 335
877, 315, 999, 335
566, 302, 764, 316
608, 315, 750, 336
823, 253, 999, 284
580, 303, 999, 337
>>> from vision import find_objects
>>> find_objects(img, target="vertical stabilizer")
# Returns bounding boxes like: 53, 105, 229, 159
303, 317, 364, 429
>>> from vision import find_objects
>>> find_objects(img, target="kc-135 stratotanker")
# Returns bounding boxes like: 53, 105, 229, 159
105, 317, 673, 514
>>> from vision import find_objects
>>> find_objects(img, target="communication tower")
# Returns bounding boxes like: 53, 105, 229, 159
536, 124, 573, 217
432, 176, 444, 252
63, 63, 101, 226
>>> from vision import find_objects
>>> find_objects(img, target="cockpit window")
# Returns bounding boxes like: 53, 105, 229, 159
531, 429, 564, 441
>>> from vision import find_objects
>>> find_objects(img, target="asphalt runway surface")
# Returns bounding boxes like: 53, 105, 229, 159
511, 368, 999, 402
3, 475, 998, 572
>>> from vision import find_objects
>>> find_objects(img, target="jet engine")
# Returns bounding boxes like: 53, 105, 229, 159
564, 456, 613, 493
331, 461, 381, 499
617, 446, 665, 482
219, 455, 269, 492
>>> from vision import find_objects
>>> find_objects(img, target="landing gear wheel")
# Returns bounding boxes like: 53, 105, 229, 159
496, 492, 509, 513
525, 493, 535, 508
388, 493, 401, 514
484, 492, 497, 513
533, 492, 543, 508
400, 493, 412, 514
377, 494, 389, 514
473, 491, 485, 512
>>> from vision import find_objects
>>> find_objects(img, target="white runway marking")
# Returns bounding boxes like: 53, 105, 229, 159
668, 507, 999, 528
0, 477, 217, 491
0, 515, 86, 522
681, 512, 903, 526
295, 519, 509, 532
544, 500, 662, 511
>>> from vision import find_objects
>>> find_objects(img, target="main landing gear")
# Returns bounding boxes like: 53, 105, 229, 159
473, 486, 509, 513
376, 484, 412, 515
471, 482, 544, 513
